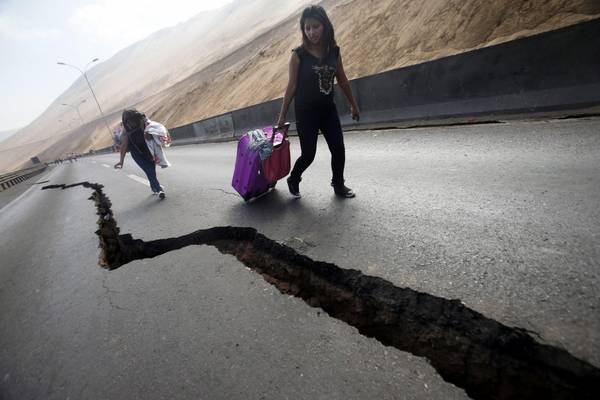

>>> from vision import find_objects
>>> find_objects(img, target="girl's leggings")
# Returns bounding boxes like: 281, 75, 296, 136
130, 146, 162, 193
290, 103, 346, 186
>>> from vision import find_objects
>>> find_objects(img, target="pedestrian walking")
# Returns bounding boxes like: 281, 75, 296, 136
277, 5, 360, 199
114, 109, 166, 199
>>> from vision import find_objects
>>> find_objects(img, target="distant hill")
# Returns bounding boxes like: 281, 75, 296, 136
0, 129, 18, 144
1, 0, 598, 173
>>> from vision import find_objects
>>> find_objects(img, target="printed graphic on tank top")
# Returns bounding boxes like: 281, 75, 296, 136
312, 64, 336, 95
294, 45, 340, 108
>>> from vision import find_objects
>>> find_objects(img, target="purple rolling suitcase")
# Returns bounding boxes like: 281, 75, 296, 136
231, 132, 274, 202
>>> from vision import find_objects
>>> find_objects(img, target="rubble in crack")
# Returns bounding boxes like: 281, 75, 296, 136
42, 182, 123, 268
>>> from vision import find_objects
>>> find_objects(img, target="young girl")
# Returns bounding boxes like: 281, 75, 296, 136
114, 109, 166, 199
277, 5, 359, 199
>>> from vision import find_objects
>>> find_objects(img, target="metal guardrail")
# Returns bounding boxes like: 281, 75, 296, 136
0, 165, 47, 192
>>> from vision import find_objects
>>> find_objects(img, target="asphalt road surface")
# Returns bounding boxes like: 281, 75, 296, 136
1, 117, 598, 399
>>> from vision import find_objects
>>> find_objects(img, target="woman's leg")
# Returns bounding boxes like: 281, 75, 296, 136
289, 108, 320, 182
130, 149, 162, 193
145, 163, 162, 194
320, 106, 345, 186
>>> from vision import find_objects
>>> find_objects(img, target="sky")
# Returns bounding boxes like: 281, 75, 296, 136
0, 0, 234, 133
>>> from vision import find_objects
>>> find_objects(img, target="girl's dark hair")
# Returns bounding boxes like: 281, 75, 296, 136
300, 5, 336, 53
122, 108, 146, 132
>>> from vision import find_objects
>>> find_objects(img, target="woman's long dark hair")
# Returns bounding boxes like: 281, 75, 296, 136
122, 108, 146, 133
300, 5, 336, 54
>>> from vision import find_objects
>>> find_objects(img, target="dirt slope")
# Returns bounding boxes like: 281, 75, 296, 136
141, 0, 599, 128
1, 0, 598, 173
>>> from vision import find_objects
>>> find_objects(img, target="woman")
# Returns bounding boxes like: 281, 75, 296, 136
114, 109, 165, 199
277, 5, 360, 198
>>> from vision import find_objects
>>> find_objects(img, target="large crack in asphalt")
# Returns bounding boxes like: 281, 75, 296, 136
42, 182, 600, 400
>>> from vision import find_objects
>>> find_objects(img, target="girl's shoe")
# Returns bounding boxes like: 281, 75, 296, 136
287, 177, 301, 198
158, 191, 166, 199
332, 183, 355, 198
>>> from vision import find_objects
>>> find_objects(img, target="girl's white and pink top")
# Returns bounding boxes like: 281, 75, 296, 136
144, 120, 172, 168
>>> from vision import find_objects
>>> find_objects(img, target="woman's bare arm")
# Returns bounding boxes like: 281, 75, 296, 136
114, 134, 128, 168
336, 52, 360, 121
277, 52, 300, 127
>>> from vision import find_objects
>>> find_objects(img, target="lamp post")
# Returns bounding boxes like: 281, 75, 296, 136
60, 99, 87, 126
57, 58, 113, 139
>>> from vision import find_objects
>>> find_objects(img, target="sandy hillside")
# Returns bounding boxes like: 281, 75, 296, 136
3, 0, 312, 148
0, 129, 18, 144
0, 0, 314, 171
1, 0, 598, 173
140, 0, 599, 128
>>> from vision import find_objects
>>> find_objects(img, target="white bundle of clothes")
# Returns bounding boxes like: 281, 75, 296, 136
144, 120, 172, 168
247, 129, 274, 161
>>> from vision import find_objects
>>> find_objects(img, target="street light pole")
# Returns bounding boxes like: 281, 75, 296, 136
60, 99, 87, 126
57, 59, 114, 140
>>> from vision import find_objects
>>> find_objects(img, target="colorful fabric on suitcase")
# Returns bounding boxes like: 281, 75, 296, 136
247, 129, 273, 161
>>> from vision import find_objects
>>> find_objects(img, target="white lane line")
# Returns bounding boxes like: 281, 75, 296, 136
0, 185, 36, 214
127, 174, 150, 187
101, 164, 110, 168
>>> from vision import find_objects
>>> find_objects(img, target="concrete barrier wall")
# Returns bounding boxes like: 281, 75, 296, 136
352, 17, 600, 124
167, 18, 600, 144
231, 98, 291, 137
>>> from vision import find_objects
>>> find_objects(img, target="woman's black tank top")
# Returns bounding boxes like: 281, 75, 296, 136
126, 127, 153, 161
294, 45, 340, 108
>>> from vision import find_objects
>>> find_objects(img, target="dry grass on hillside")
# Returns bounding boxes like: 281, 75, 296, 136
140, 0, 599, 129
1, 0, 598, 173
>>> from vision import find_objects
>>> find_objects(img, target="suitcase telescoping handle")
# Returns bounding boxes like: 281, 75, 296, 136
271, 122, 291, 142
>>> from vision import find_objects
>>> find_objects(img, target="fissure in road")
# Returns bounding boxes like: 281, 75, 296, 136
42, 182, 600, 400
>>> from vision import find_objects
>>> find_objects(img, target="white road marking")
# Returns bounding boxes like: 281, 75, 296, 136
0, 185, 36, 214
0, 177, 52, 214
101, 164, 110, 168
127, 174, 150, 187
